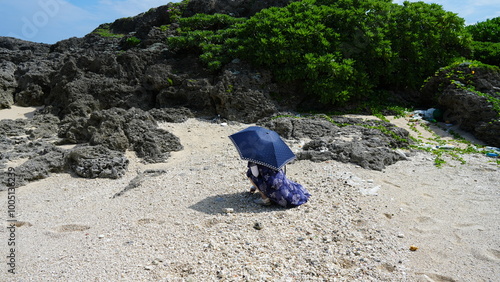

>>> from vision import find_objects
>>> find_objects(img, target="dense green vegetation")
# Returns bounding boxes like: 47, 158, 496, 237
466, 17, 500, 66
167, 0, 499, 107
466, 17, 500, 43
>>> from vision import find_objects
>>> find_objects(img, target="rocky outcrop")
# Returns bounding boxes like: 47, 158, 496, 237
14, 145, 66, 187
66, 145, 129, 179
0, 107, 184, 189
183, 0, 294, 18
262, 116, 413, 171
422, 63, 500, 146
0, 61, 17, 108
59, 107, 183, 163
211, 62, 279, 123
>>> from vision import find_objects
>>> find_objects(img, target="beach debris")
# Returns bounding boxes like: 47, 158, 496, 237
419, 143, 456, 150
436, 144, 455, 150
409, 245, 419, 251
152, 258, 163, 265
485, 146, 500, 158
360, 185, 381, 196
222, 208, 234, 214
253, 222, 263, 230
411, 108, 443, 122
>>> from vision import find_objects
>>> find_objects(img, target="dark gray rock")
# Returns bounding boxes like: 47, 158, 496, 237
0, 141, 66, 188
121, 108, 183, 163
211, 66, 279, 123
184, 0, 294, 17
45, 54, 148, 117
27, 114, 60, 140
262, 117, 341, 139
148, 107, 194, 123
66, 145, 129, 179
14, 146, 66, 186
0, 37, 50, 64
298, 139, 408, 171
125, 117, 182, 163
438, 85, 497, 131
263, 116, 412, 170
15, 60, 55, 106
422, 63, 500, 147
437, 82, 500, 146
0, 118, 29, 137
86, 108, 130, 151
156, 77, 215, 114
0, 116, 60, 175
0, 61, 17, 108
59, 107, 183, 163
0, 38, 54, 107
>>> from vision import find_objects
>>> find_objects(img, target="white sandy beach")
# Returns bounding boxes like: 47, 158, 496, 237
0, 106, 499, 281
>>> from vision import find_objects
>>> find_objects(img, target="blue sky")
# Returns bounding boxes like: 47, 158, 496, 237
1, 0, 499, 44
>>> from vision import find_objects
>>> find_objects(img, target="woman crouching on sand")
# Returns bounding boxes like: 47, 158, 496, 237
247, 162, 311, 207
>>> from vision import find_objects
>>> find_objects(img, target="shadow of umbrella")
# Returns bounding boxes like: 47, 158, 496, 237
189, 191, 285, 215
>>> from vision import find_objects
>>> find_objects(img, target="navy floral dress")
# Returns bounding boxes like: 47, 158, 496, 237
247, 162, 311, 208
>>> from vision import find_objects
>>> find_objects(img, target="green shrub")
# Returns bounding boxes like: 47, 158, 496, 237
466, 17, 500, 43
466, 17, 500, 66
168, 14, 244, 70
177, 13, 246, 31
385, 1, 470, 89
166, 0, 191, 22
469, 41, 500, 66
168, 0, 470, 105
229, 1, 388, 103
93, 27, 124, 38
125, 36, 141, 47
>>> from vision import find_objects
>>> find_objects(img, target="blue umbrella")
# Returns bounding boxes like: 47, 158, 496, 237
229, 126, 296, 171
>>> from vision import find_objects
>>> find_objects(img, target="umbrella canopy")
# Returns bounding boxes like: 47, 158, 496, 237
229, 126, 296, 171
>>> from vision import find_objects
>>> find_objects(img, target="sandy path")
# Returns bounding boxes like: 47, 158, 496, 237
0, 106, 42, 120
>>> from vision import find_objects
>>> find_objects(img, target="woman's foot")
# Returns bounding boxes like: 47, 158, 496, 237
249, 186, 257, 193
254, 197, 271, 206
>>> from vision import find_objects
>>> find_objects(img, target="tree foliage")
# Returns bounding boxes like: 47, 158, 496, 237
466, 17, 500, 43
466, 17, 500, 66
167, 0, 470, 105
385, 1, 469, 89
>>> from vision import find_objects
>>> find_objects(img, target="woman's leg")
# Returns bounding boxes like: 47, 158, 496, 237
248, 178, 271, 205
248, 181, 257, 193
248, 178, 266, 198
